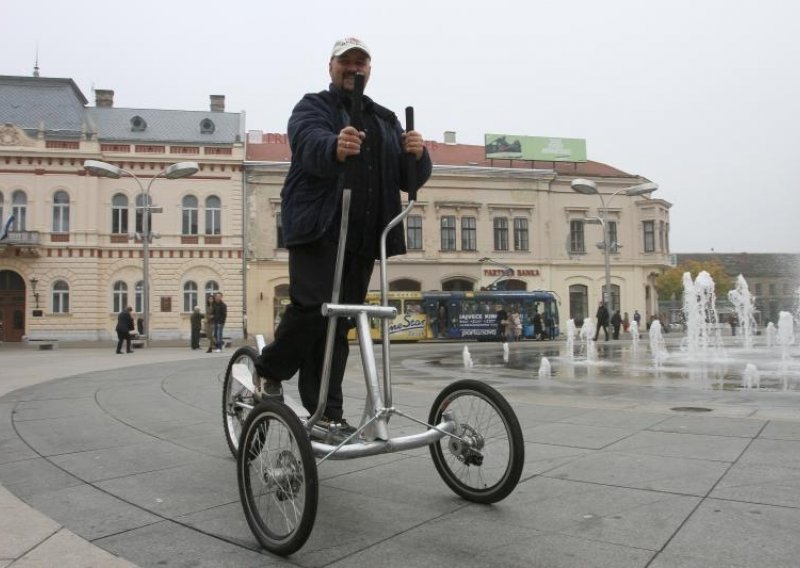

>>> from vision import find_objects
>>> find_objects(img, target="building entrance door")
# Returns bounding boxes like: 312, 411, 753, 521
0, 270, 26, 342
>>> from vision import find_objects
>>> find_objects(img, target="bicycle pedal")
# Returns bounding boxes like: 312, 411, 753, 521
309, 424, 360, 445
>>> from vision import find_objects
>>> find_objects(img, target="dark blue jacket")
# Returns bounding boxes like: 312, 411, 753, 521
280, 84, 432, 257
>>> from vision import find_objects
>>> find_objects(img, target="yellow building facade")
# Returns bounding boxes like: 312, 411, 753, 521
0, 76, 670, 344
244, 134, 672, 337
0, 76, 244, 342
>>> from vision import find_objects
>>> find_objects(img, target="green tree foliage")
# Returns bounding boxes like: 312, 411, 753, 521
656, 260, 732, 301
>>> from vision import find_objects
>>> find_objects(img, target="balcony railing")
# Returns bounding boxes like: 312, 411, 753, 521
2, 231, 41, 246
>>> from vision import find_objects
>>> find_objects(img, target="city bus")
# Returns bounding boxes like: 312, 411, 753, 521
348, 290, 560, 342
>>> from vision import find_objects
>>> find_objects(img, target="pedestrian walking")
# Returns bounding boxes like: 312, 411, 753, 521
496, 305, 508, 341
594, 301, 610, 341
212, 292, 227, 352
611, 310, 622, 340
190, 306, 202, 349
508, 310, 522, 341
205, 295, 215, 353
203, 294, 214, 353
115, 306, 134, 354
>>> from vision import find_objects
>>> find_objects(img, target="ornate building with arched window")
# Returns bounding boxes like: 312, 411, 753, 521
0, 75, 244, 342
244, 132, 672, 335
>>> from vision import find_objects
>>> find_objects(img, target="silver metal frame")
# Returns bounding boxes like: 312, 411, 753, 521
246, 191, 462, 464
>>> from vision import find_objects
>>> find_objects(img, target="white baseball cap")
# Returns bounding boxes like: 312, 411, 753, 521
331, 37, 371, 58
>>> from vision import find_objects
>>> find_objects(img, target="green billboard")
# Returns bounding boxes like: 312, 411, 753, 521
484, 134, 587, 162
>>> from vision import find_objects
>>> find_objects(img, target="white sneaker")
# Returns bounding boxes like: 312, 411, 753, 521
213, 349, 221, 353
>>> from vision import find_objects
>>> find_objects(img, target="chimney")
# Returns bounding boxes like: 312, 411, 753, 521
444, 131, 457, 145
210, 95, 225, 112
95, 89, 114, 108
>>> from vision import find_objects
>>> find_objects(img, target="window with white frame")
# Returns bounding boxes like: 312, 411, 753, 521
461, 216, 476, 251
182, 195, 198, 235
134, 280, 144, 313
643, 220, 655, 252
113, 281, 128, 313
513, 217, 528, 251
406, 214, 422, 250
569, 219, 586, 253
493, 217, 509, 251
440, 215, 456, 251
11, 190, 27, 230
607, 221, 618, 251
52, 190, 70, 233
205, 280, 220, 302
52, 280, 69, 313
205, 195, 221, 235
135, 194, 152, 234
112, 194, 129, 234
183, 280, 198, 312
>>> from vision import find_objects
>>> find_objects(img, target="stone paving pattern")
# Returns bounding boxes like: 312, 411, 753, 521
1, 339, 800, 567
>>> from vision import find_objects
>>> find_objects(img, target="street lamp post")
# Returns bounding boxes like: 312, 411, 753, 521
84, 160, 199, 347
570, 179, 658, 311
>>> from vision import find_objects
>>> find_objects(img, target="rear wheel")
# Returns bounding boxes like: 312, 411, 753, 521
428, 379, 524, 504
222, 346, 259, 457
238, 400, 318, 556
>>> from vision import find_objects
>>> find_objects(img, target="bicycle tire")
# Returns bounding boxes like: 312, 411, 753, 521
222, 346, 259, 457
428, 379, 524, 504
238, 400, 318, 556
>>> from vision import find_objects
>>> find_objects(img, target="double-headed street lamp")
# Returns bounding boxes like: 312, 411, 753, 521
84, 160, 199, 347
570, 178, 659, 311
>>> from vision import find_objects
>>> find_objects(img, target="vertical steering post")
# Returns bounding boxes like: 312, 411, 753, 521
355, 311, 389, 440
310, 190, 351, 430
378, 106, 418, 408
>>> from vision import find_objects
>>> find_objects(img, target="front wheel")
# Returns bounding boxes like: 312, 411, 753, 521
222, 346, 260, 457
428, 379, 524, 504
238, 400, 318, 556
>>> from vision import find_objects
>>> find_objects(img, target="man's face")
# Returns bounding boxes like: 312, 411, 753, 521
329, 49, 371, 92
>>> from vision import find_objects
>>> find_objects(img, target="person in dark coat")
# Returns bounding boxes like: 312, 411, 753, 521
190, 305, 203, 349
532, 310, 543, 340
594, 301, 610, 341
611, 310, 622, 340
255, 37, 432, 433
204, 295, 215, 353
212, 292, 227, 352
495, 306, 508, 341
115, 306, 134, 354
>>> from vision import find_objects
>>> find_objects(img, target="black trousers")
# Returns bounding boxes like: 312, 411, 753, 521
190, 328, 200, 349
256, 237, 374, 420
116, 331, 131, 353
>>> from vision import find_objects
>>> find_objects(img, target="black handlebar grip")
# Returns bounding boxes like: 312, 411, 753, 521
405, 106, 417, 201
350, 73, 365, 130
345, 72, 366, 185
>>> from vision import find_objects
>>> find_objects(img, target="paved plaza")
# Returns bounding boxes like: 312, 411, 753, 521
2, 338, 800, 567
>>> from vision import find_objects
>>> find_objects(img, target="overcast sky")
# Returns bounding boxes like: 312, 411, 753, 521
3, 0, 799, 253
